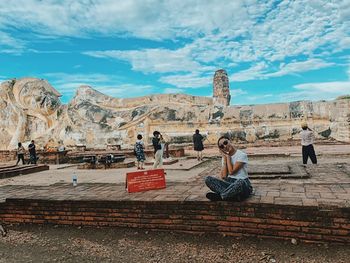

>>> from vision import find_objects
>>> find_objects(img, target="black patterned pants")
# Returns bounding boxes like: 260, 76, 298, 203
302, 145, 317, 164
205, 176, 252, 200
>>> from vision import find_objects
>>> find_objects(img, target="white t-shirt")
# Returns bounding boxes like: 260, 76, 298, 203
222, 149, 249, 180
300, 130, 314, 146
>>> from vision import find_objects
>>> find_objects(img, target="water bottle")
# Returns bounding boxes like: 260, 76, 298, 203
72, 173, 77, 187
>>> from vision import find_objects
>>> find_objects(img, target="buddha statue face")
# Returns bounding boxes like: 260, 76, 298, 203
13, 78, 61, 116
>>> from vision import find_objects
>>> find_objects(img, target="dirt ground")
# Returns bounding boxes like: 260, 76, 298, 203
0, 224, 349, 263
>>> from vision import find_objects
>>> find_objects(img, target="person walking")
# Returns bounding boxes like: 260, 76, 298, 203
135, 134, 145, 170
161, 133, 171, 160
300, 122, 317, 164
193, 129, 204, 161
28, 140, 37, 164
152, 131, 164, 169
204, 136, 253, 201
15, 142, 25, 165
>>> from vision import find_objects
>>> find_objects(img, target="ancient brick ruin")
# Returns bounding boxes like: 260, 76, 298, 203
0, 70, 349, 150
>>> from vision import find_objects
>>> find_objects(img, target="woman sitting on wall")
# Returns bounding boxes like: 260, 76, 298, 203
204, 136, 253, 201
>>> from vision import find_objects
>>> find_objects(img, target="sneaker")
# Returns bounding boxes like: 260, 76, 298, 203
206, 192, 222, 201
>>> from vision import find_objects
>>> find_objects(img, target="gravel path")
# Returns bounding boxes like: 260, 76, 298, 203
0, 225, 349, 263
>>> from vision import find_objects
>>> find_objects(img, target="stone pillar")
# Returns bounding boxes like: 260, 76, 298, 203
213, 69, 231, 106
332, 99, 350, 142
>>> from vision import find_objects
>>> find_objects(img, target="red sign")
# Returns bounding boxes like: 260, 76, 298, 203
126, 169, 166, 193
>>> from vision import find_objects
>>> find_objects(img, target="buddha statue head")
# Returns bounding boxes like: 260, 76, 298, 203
12, 78, 61, 116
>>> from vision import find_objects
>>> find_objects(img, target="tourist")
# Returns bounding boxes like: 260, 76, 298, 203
300, 122, 317, 164
152, 131, 164, 169
28, 140, 37, 164
15, 142, 25, 165
204, 136, 253, 201
135, 134, 146, 170
161, 133, 171, 160
193, 129, 204, 161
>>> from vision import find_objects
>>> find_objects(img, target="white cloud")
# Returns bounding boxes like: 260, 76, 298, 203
163, 88, 185, 94
1, 1, 347, 65
230, 88, 247, 98
159, 73, 211, 88
231, 62, 268, 82
209, 1, 349, 64
44, 73, 120, 87
246, 94, 274, 102
0, 0, 258, 39
280, 81, 350, 101
84, 48, 204, 73
231, 59, 334, 82
0, 75, 7, 83
94, 84, 155, 98
0, 31, 26, 54
266, 59, 334, 77
42, 72, 156, 99
294, 81, 350, 93
1, 0, 349, 104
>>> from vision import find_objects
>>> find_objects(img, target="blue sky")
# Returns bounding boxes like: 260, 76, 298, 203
0, 0, 349, 105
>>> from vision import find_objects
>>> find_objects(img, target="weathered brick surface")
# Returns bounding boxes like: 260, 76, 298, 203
0, 151, 16, 162
0, 161, 349, 243
0, 165, 49, 179
0, 198, 349, 243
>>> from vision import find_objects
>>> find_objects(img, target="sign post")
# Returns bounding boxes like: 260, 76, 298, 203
126, 169, 166, 193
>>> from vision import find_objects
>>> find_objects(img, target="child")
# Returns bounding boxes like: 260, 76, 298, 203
135, 134, 145, 170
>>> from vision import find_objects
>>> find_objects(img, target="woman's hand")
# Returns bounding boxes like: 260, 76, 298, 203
219, 148, 229, 156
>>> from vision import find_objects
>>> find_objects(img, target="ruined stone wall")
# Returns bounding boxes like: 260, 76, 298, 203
0, 77, 349, 150
74, 86, 213, 109
145, 99, 349, 145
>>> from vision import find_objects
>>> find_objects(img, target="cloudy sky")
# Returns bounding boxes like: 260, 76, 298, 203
0, 0, 349, 105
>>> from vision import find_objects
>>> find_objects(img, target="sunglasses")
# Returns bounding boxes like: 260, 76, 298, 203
218, 140, 229, 149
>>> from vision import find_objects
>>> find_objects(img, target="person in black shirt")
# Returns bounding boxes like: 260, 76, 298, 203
152, 131, 163, 168
193, 129, 204, 161
28, 140, 37, 164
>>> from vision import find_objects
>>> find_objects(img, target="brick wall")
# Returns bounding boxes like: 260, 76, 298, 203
0, 151, 16, 162
0, 165, 49, 179
0, 148, 185, 164
0, 199, 348, 243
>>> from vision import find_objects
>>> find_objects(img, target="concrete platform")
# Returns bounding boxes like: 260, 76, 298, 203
144, 159, 179, 166
0, 164, 49, 179
0, 146, 349, 244
78, 161, 135, 169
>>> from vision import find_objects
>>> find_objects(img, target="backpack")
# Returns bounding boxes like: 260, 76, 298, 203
134, 141, 143, 156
